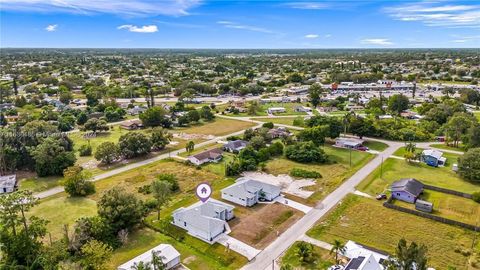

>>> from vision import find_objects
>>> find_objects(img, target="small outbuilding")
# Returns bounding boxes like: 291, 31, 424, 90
0, 175, 17, 194
415, 199, 433, 213
267, 107, 286, 114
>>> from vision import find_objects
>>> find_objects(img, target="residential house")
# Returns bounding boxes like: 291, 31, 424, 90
294, 105, 312, 113
223, 140, 248, 153
117, 244, 180, 270
267, 107, 286, 114
267, 127, 292, 138
335, 138, 368, 151
127, 106, 147, 116
344, 254, 383, 270
221, 178, 281, 207
390, 178, 424, 203
120, 119, 144, 130
187, 148, 223, 166
421, 149, 446, 167
0, 175, 17, 194
338, 240, 388, 270
172, 199, 234, 243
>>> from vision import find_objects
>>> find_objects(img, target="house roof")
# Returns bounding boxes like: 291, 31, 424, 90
0, 175, 17, 189
222, 178, 281, 199
224, 140, 248, 150
117, 244, 180, 270
336, 138, 364, 146
422, 149, 444, 160
390, 178, 424, 197
189, 148, 223, 161
121, 119, 143, 127
173, 199, 234, 236
343, 241, 388, 266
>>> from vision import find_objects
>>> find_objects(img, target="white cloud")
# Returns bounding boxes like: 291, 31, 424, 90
324, 34, 332, 38
0, 0, 201, 16
304, 34, 319, 39
384, 2, 480, 28
451, 39, 467, 43
361, 38, 394, 46
283, 2, 330, 10
45, 24, 57, 32
118, 24, 158, 33
217, 21, 276, 34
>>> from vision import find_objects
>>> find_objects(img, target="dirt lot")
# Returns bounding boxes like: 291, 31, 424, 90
229, 203, 303, 249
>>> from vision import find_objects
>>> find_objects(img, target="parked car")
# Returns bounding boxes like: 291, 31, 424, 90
376, 193, 387, 200
357, 146, 369, 151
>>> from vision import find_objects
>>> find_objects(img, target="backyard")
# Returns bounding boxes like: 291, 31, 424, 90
281, 241, 335, 269
307, 195, 480, 270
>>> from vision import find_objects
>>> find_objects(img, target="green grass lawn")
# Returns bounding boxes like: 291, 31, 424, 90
229, 102, 309, 117
281, 241, 335, 269
28, 195, 97, 241
475, 112, 480, 121
176, 117, 257, 136
264, 145, 374, 204
393, 190, 480, 225
430, 143, 466, 152
255, 116, 305, 127
392, 146, 424, 157
18, 175, 62, 193
363, 140, 389, 151
307, 195, 480, 270
357, 153, 480, 195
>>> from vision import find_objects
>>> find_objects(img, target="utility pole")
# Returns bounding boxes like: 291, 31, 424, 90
349, 147, 352, 168
380, 156, 384, 179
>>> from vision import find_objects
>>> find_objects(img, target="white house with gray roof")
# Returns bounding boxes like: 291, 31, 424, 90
172, 199, 235, 243
0, 175, 17, 194
221, 178, 281, 207
117, 244, 180, 270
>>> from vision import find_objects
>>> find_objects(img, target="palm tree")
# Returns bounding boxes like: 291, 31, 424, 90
151, 251, 167, 270
296, 242, 314, 264
330, 239, 346, 265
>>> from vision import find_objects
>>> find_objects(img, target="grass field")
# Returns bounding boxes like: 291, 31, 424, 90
177, 117, 257, 136
357, 154, 480, 195
430, 143, 466, 152
393, 190, 480, 225
229, 102, 309, 117
264, 145, 373, 204
255, 116, 305, 127
363, 140, 389, 151
392, 146, 424, 157
281, 241, 335, 269
475, 112, 480, 121
307, 195, 480, 270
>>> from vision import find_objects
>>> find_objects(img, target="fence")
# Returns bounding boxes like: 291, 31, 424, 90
423, 184, 473, 199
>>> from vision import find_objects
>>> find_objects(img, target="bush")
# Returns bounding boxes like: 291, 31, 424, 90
156, 174, 180, 192
63, 166, 95, 197
78, 144, 92, 156
285, 141, 328, 163
458, 148, 480, 183
262, 122, 274, 129
473, 191, 480, 203
290, 168, 322, 178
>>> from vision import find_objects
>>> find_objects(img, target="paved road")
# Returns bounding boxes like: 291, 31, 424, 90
241, 140, 402, 270
34, 123, 263, 199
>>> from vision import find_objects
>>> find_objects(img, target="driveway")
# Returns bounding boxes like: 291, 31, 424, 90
216, 234, 261, 261
274, 196, 312, 214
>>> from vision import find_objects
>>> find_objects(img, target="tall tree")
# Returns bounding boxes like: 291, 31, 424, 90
383, 238, 428, 270
186, 141, 195, 153
151, 180, 172, 220
309, 83, 322, 108
330, 239, 346, 265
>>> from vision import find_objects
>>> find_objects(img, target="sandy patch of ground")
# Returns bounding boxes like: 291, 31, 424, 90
173, 132, 215, 140
241, 171, 316, 199
81, 159, 99, 170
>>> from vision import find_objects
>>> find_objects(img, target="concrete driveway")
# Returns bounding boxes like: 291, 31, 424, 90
216, 234, 261, 261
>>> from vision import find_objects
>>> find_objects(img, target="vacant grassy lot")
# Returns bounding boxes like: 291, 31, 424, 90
264, 145, 373, 204
255, 116, 305, 127
230, 102, 309, 117
281, 241, 335, 269
392, 146, 424, 157
307, 195, 480, 270
358, 154, 480, 195
363, 140, 389, 151
429, 143, 466, 152
28, 195, 97, 241
177, 117, 256, 136
393, 190, 480, 225
229, 203, 303, 249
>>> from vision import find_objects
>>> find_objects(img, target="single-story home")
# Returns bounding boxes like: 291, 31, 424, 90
0, 175, 17, 194
223, 140, 248, 153
187, 148, 223, 166
117, 244, 180, 270
267, 127, 292, 138
127, 106, 147, 115
221, 178, 281, 207
390, 178, 424, 203
294, 105, 312, 113
267, 107, 286, 114
339, 240, 388, 270
421, 149, 446, 167
334, 138, 367, 150
344, 254, 383, 270
120, 119, 144, 130
172, 199, 235, 243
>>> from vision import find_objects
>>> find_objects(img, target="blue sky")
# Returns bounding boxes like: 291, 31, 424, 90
1, 0, 479, 48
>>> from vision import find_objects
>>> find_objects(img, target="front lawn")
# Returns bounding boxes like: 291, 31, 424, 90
363, 140, 389, 151
281, 241, 335, 269
429, 143, 466, 152
357, 155, 480, 195
307, 195, 480, 270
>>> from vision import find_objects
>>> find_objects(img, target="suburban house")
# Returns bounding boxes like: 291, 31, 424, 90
267, 127, 292, 138
421, 149, 446, 167
339, 240, 388, 270
172, 199, 235, 243
127, 106, 147, 115
187, 148, 223, 166
223, 140, 249, 153
221, 178, 281, 207
267, 107, 286, 114
294, 105, 312, 113
0, 175, 17, 194
117, 244, 180, 270
390, 178, 424, 203
120, 119, 144, 130
335, 138, 368, 151
344, 254, 384, 270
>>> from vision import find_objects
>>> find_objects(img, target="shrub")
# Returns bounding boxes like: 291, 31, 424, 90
63, 166, 95, 197
290, 168, 322, 178
472, 191, 480, 203
262, 122, 274, 129
156, 173, 180, 192
285, 141, 328, 163
78, 144, 92, 156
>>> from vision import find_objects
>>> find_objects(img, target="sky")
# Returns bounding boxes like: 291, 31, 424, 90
0, 0, 479, 48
